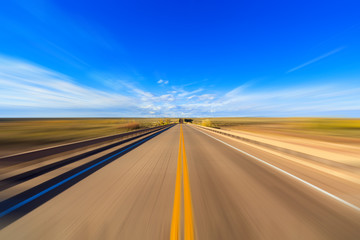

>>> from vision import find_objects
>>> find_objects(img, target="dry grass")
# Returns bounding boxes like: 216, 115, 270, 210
0, 118, 177, 157
201, 119, 214, 127
192, 117, 360, 144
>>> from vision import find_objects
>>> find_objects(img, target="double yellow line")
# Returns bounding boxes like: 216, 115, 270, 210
170, 124, 194, 240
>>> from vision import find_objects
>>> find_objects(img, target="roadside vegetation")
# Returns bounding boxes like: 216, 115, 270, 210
0, 118, 176, 157
200, 119, 215, 128
155, 118, 171, 126
193, 117, 360, 144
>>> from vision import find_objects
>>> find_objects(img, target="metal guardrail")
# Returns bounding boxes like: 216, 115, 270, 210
0, 124, 176, 166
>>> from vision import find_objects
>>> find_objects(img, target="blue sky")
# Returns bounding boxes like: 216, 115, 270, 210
1, 0, 360, 117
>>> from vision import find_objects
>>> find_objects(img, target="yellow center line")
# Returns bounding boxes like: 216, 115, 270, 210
170, 124, 195, 240
170, 125, 182, 240
182, 125, 195, 240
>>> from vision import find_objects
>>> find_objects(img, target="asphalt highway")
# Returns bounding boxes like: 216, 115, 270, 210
0, 124, 359, 239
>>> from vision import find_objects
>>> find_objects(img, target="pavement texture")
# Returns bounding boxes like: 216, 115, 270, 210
0, 124, 359, 240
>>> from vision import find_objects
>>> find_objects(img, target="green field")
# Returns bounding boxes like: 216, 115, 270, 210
0, 118, 177, 157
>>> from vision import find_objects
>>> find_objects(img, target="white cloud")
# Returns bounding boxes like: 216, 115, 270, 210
156, 83, 360, 117
1, 55, 359, 117
205, 84, 360, 116
177, 88, 203, 97
157, 79, 169, 85
0, 56, 136, 116
198, 94, 215, 101
287, 47, 345, 73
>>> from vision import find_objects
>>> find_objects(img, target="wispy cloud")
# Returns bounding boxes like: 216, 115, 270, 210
287, 47, 345, 73
157, 79, 169, 85
155, 82, 360, 117
0, 56, 137, 116
1, 55, 359, 117
176, 88, 203, 97
188, 84, 360, 117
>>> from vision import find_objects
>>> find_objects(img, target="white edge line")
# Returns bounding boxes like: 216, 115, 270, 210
190, 125, 360, 212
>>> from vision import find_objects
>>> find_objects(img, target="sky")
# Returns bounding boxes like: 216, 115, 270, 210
0, 0, 360, 117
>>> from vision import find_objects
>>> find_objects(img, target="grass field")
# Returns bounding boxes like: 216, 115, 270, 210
2, 117, 359, 157
0, 118, 177, 157
193, 118, 360, 144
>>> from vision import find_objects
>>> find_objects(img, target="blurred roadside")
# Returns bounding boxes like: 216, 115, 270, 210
191, 118, 360, 183
193, 118, 360, 143
0, 118, 177, 158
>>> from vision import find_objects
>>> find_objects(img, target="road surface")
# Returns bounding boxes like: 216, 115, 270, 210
0, 124, 359, 239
